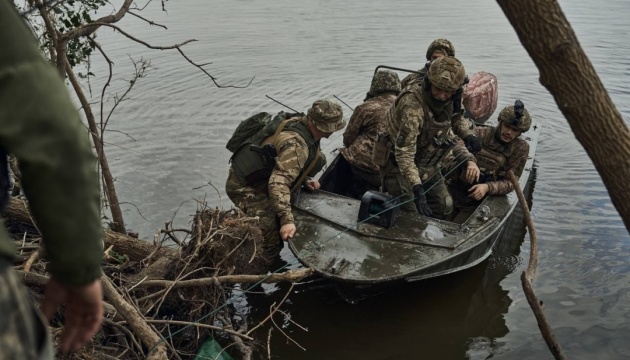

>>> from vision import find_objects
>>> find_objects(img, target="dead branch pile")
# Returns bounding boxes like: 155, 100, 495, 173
4, 197, 313, 359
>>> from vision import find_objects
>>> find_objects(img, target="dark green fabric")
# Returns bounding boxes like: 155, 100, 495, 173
225, 112, 272, 153
0, 2, 103, 286
231, 116, 319, 190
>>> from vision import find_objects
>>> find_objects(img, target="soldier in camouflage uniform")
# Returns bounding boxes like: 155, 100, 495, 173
226, 99, 345, 265
401, 38, 456, 91
373, 56, 476, 219
448, 100, 531, 212
400, 39, 481, 152
339, 70, 401, 197
1, 3, 104, 358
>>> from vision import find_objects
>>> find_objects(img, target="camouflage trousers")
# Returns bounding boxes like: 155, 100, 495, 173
348, 163, 381, 198
225, 168, 283, 265
0, 257, 53, 360
379, 160, 453, 218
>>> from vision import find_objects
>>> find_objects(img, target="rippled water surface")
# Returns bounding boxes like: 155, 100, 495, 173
86, 0, 630, 358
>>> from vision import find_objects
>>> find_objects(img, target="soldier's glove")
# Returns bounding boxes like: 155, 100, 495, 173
464, 135, 482, 154
412, 184, 433, 217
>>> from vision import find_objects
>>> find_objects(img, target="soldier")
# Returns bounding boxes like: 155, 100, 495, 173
400, 39, 481, 152
1, 3, 103, 358
339, 70, 401, 197
373, 56, 476, 219
401, 38, 456, 91
226, 99, 345, 265
448, 100, 531, 212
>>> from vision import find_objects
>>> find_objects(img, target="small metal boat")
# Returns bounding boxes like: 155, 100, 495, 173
288, 122, 540, 287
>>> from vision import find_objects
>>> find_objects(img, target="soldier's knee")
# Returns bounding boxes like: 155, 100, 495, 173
443, 195, 454, 216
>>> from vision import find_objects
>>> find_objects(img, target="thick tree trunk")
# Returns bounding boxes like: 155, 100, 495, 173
496, 0, 630, 233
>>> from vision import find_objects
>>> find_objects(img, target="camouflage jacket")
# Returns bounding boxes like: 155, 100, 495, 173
401, 68, 427, 91
339, 94, 396, 172
0, 3, 103, 285
261, 130, 315, 226
385, 89, 474, 187
474, 126, 530, 195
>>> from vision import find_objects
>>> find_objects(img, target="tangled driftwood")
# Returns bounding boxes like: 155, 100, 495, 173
5, 197, 313, 359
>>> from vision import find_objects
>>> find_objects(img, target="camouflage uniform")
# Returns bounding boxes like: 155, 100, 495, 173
1, 3, 103, 358
340, 70, 400, 195
400, 67, 428, 92
379, 88, 474, 217
376, 57, 474, 218
0, 258, 51, 359
401, 38, 456, 91
449, 104, 531, 208
226, 100, 344, 264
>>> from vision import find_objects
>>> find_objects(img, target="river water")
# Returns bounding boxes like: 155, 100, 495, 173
84, 0, 630, 358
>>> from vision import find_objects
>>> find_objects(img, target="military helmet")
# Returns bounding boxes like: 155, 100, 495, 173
369, 70, 401, 96
498, 100, 531, 132
425, 38, 456, 60
426, 56, 466, 92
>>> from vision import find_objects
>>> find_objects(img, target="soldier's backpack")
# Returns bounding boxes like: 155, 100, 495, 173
225, 112, 273, 153
225, 111, 306, 154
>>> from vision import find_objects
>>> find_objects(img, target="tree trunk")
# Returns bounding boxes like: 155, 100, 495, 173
496, 0, 630, 234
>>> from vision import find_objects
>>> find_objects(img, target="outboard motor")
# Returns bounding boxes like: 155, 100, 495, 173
358, 191, 400, 228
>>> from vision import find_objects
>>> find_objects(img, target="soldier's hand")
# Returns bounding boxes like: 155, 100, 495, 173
468, 184, 489, 200
304, 179, 320, 191
465, 161, 480, 184
280, 223, 296, 241
464, 135, 482, 153
41, 277, 103, 353
412, 184, 433, 217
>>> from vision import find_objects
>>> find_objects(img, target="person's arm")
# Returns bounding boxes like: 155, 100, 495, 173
450, 137, 476, 173
267, 133, 309, 226
0, 0, 103, 287
0, 2, 103, 353
486, 140, 530, 195
451, 112, 475, 140
392, 96, 422, 187
342, 104, 365, 147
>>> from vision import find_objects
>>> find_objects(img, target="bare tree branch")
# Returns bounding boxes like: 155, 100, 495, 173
104, 57, 150, 130
60, 0, 134, 41
508, 170, 566, 360
130, 0, 154, 11
127, 10, 167, 29
131, 269, 315, 289
91, 39, 114, 135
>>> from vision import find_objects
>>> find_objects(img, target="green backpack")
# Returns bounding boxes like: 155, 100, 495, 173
226, 111, 305, 153
225, 112, 273, 153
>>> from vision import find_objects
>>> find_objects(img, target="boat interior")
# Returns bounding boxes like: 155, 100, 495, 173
317, 153, 480, 227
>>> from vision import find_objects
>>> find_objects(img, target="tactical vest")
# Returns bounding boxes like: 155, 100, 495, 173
397, 89, 455, 168
475, 127, 514, 180
230, 117, 320, 193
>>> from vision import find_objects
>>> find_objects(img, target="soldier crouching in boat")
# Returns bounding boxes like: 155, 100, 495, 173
373, 56, 477, 219
226, 99, 345, 266
447, 100, 531, 218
